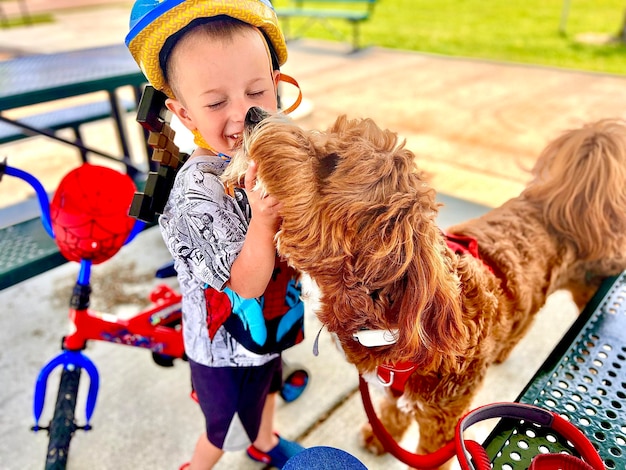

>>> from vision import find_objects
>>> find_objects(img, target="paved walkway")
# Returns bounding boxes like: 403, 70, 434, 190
2, 2, 626, 210
1, 3, 625, 470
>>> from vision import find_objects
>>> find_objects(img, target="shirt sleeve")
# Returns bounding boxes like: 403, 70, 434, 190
164, 160, 249, 290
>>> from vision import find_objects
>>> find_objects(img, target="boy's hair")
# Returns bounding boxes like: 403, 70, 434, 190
161, 16, 280, 98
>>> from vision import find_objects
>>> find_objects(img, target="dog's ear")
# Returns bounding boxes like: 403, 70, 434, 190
317, 153, 340, 181
394, 237, 471, 373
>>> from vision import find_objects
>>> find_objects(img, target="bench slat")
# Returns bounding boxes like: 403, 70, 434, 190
276, 0, 377, 51
0, 99, 136, 145
276, 9, 370, 21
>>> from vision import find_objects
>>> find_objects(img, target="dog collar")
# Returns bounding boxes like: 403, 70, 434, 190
352, 328, 399, 347
353, 329, 419, 394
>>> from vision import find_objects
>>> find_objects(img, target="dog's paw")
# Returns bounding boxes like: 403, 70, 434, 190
359, 422, 387, 455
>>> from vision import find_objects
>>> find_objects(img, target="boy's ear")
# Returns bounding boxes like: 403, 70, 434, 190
273, 70, 281, 88
165, 97, 195, 131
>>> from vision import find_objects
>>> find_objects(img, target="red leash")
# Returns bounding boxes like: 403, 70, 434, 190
359, 376, 605, 470
359, 376, 457, 468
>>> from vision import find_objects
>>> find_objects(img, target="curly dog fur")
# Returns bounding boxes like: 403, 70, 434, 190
224, 112, 626, 468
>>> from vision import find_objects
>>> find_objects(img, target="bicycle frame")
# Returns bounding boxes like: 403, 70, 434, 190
32, 264, 184, 434
63, 271, 183, 356
2, 156, 309, 469
1, 159, 185, 469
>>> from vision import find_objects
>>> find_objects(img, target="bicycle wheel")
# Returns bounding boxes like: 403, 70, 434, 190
45, 366, 81, 470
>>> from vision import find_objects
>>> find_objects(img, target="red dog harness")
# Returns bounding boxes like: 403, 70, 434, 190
445, 233, 480, 259
446, 232, 493, 273
376, 362, 419, 395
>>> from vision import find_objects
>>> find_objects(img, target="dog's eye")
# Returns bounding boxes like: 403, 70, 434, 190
318, 153, 340, 180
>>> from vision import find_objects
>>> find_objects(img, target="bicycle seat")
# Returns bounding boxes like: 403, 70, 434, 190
50, 164, 136, 264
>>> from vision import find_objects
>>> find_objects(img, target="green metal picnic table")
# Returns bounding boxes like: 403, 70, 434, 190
0, 44, 151, 289
0, 43, 148, 174
484, 271, 626, 469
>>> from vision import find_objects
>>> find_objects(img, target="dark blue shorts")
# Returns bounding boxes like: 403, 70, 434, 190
189, 356, 283, 450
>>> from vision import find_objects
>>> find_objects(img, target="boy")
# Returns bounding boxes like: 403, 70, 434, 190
126, 1, 305, 468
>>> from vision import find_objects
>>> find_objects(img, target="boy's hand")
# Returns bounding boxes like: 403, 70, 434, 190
228, 161, 280, 297
245, 161, 283, 232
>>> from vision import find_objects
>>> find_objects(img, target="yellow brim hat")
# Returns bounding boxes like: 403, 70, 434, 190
126, 0, 288, 98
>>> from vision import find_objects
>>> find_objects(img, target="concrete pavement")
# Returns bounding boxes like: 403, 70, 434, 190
1, 2, 625, 469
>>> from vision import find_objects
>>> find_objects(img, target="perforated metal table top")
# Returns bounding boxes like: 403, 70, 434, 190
0, 44, 145, 110
484, 271, 626, 469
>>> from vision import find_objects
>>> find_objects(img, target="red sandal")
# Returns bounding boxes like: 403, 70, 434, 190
246, 434, 305, 468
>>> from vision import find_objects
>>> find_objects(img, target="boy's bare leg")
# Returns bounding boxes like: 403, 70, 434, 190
252, 392, 279, 451
189, 392, 280, 468
189, 432, 224, 470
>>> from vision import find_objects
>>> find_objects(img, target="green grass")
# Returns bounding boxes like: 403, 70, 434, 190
0, 13, 54, 28
273, 0, 626, 75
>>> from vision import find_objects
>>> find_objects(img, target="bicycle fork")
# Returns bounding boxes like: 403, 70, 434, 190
31, 277, 100, 469
32, 350, 100, 469
32, 350, 100, 432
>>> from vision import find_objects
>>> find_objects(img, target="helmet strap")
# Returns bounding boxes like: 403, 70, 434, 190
278, 73, 302, 115
252, 27, 303, 115
192, 128, 211, 149
192, 129, 231, 162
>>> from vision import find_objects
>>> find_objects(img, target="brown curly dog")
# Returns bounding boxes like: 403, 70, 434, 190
224, 109, 626, 468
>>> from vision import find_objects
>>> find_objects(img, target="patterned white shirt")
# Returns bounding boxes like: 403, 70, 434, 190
159, 155, 278, 367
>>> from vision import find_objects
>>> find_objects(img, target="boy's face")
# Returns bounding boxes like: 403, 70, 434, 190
165, 26, 279, 155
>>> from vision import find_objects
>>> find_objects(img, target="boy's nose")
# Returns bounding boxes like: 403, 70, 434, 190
245, 107, 269, 129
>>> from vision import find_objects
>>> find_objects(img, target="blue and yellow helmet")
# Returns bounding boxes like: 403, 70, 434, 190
125, 0, 288, 98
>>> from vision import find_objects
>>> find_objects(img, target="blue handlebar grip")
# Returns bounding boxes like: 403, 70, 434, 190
4, 165, 54, 238
125, 219, 146, 245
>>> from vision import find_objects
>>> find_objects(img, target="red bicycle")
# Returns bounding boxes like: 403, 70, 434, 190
1, 157, 308, 470
1, 159, 185, 470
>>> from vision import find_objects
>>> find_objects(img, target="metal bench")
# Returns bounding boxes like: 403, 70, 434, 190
0, 216, 64, 290
0, 99, 136, 162
275, 0, 377, 51
484, 271, 626, 469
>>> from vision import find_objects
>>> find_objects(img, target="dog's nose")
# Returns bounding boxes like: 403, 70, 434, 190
245, 107, 268, 129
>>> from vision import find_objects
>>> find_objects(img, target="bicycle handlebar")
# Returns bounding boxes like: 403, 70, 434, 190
1, 158, 54, 237
0, 158, 146, 246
